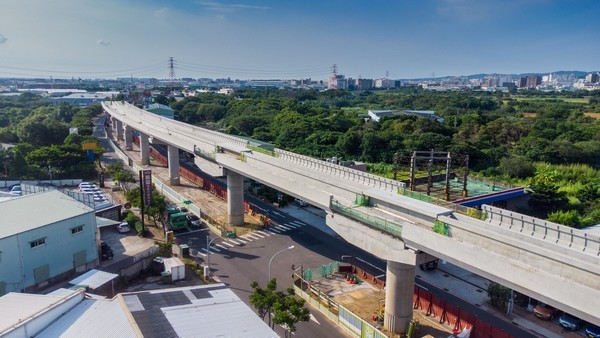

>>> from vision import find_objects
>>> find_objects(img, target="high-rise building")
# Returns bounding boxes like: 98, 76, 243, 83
355, 78, 373, 90
526, 75, 542, 88
585, 73, 599, 83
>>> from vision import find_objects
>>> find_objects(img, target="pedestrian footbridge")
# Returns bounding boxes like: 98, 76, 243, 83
102, 101, 600, 333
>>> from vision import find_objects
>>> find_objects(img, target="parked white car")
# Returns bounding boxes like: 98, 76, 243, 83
116, 221, 131, 233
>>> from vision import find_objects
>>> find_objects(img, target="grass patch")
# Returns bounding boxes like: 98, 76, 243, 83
512, 96, 589, 104
584, 112, 600, 119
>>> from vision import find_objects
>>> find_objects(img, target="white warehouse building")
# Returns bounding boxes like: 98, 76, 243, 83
0, 190, 99, 295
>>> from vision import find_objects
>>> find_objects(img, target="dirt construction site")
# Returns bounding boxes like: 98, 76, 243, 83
306, 271, 455, 338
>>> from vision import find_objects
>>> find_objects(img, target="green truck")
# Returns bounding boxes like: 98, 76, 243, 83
165, 207, 188, 231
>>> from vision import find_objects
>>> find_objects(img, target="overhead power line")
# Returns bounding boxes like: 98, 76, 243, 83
0, 58, 333, 79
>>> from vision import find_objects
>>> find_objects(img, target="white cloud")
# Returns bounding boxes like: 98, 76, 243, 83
0, 34, 7, 44
195, 1, 270, 13
154, 7, 169, 19
96, 39, 110, 46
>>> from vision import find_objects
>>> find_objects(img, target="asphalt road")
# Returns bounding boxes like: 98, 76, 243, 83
176, 213, 374, 338
112, 121, 536, 338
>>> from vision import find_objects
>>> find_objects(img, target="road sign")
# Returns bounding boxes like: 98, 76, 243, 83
141, 169, 152, 205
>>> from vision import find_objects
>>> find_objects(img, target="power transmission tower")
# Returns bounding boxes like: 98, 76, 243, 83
169, 57, 176, 88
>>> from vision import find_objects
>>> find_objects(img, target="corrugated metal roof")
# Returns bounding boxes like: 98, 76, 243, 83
36, 298, 137, 338
0, 190, 94, 239
0, 291, 84, 334
96, 216, 120, 228
69, 269, 119, 289
125, 284, 277, 338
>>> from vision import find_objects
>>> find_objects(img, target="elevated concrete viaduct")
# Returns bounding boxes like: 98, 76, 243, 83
102, 101, 600, 333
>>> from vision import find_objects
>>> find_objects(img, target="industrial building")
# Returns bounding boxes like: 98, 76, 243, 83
0, 190, 99, 295
0, 284, 278, 337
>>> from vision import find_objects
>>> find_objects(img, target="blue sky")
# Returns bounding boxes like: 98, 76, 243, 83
0, 0, 598, 80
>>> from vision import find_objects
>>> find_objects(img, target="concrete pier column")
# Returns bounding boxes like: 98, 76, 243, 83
124, 125, 133, 151
139, 132, 150, 165
384, 259, 416, 334
167, 144, 180, 185
226, 171, 244, 226
111, 118, 116, 131
115, 120, 123, 141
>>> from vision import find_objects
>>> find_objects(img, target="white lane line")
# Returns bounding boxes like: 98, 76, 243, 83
215, 244, 228, 250
203, 246, 221, 253
277, 224, 293, 230
250, 232, 265, 238
375, 274, 386, 279
289, 220, 305, 226
227, 239, 243, 245
221, 241, 235, 247
256, 230, 271, 236
266, 228, 281, 234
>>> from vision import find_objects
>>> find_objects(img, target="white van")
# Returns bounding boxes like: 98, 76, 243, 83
10, 185, 22, 196
293, 198, 308, 207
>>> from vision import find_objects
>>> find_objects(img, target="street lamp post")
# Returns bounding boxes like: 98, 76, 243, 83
206, 236, 218, 278
268, 245, 295, 280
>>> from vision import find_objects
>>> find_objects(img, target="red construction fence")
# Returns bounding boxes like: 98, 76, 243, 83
413, 287, 512, 338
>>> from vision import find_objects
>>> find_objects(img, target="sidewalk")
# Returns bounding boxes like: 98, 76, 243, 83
99, 117, 581, 338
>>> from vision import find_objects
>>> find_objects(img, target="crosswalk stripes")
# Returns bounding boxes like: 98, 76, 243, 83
205, 246, 221, 253
266, 227, 282, 233
289, 220, 305, 226
236, 237, 251, 243
242, 234, 260, 240
256, 230, 271, 236
215, 244, 228, 250
284, 223, 301, 229
249, 232, 265, 238
222, 241, 235, 247
275, 224, 293, 231
227, 239, 243, 245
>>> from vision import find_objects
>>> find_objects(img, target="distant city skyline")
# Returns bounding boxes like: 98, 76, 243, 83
0, 0, 599, 80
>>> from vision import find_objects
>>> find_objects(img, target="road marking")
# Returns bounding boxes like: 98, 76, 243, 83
309, 314, 320, 325
284, 223, 301, 229
375, 274, 386, 278
270, 211, 283, 217
249, 232, 265, 238
266, 228, 281, 233
194, 252, 207, 257
227, 239, 243, 245
355, 257, 386, 273
202, 247, 220, 253
236, 237, 251, 243
289, 220, 305, 226
256, 230, 271, 236
215, 244, 228, 250
276, 224, 293, 230
242, 234, 260, 240
221, 241, 235, 247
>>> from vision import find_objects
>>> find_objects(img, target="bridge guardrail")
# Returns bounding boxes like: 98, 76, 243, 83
276, 149, 405, 193
401, 188, 485, 220
331, 200, 403, 238
483, 205, 600, 254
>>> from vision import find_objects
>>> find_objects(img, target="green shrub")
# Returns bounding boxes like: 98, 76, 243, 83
135, 221, 144, 235
125, 212, 138, 224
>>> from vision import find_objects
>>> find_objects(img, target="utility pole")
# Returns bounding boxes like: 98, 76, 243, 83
138, 170, 145, 233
